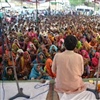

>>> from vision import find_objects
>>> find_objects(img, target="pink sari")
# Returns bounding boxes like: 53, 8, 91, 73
81, 50, 89, 59
27, 32, 37, 39
27, 42, 36, 51
92, 52, 100, 67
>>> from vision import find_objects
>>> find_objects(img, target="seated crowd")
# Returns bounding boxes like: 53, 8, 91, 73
0, 14, 100, 80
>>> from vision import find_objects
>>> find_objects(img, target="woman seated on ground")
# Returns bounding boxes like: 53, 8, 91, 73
29, 64, 51, 80
45, 55, 56, 78
32, 52, 46, 64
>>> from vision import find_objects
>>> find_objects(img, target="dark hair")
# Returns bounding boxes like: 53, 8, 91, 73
64, 35, 77, 50
7, 67, 13, 72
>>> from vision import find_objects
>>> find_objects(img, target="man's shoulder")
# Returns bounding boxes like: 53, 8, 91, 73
54, 52, 62, 57
74, 52, 83, 58
55, 51, 82, 58
55, 52, 61, 55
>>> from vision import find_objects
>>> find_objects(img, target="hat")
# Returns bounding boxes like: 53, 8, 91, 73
17, 49, 24, 53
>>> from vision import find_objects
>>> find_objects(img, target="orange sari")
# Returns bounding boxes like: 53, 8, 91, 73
45, 58, 56, 78
5, 50, 16, 66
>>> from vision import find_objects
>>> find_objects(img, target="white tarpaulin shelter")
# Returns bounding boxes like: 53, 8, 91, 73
0, 3, 15, 9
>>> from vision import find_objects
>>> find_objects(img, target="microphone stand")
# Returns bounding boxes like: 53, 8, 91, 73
0, 1, 30, 100
8, 40, 30, 100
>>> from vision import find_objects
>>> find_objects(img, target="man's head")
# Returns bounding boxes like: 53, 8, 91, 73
64, 35, 77, 50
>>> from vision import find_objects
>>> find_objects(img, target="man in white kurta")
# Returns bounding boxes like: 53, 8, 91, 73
52, 35, 96, 99
52, 50, 86, 94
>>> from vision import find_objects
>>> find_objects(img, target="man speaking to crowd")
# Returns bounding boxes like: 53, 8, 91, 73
52, 35, 96, 99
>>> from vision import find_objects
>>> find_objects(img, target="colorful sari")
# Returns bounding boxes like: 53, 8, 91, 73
29, 64, 51, 80
81, 50, 89, 58
27, 41, 36, 52
49, 45, 58, 54
16, 52, 28, 79
83, 41, 92, 51
76, 41, 82, 50
92, 52, 100, 67
12, 39, 20, 54
29, 64, 40, 79
23, 51, 31, 74
27, 31, 37, 39
81, 49, 90, 65
45, 58, 56, 78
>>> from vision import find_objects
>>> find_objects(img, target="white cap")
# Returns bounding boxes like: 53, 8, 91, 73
17, 49, 24, 53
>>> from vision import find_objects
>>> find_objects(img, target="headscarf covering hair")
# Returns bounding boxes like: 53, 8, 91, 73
17, 49, 24, 53
81, 50, 89, 58
29, 64, 40, 79
92, 52, 100, 67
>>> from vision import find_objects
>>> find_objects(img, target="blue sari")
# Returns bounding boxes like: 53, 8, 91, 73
29, 64, 51, 80
29, 64, 40, 79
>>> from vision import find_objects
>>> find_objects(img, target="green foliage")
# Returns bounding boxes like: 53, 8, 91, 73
51, 2, 57, 5
50, 2, 64, 5
69, 0, 86, 6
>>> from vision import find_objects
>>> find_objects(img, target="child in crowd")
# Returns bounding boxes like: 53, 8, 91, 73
4, 67, 14, 80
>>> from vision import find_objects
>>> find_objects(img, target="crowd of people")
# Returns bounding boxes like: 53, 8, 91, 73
0, 12, 100, 81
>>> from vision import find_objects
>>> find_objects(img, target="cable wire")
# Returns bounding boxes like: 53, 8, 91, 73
1, 78, 5, 100
27, 89, 48, 100
23, 83, 49, 100
34, 83, 49, 89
